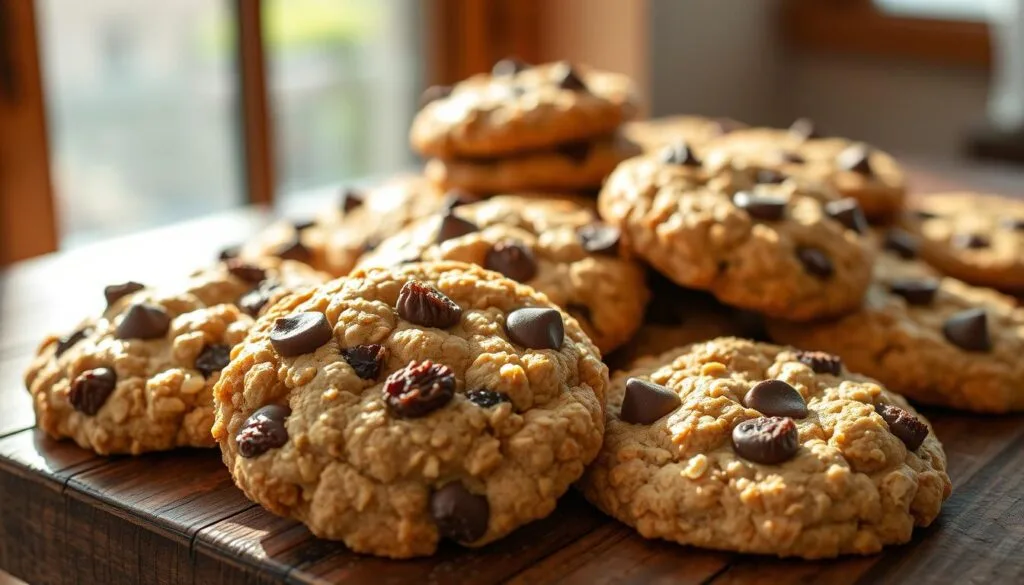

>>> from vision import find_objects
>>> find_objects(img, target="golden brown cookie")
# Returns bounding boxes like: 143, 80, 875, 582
622, 115, 747, 152
356, 194, 649, 354
24, 258, 328, 455
411, 61, 639, 158
212, 262, 607, 558
580, 337, 951, 558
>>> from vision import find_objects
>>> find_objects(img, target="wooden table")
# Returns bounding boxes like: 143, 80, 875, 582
2, 162, 1024, 585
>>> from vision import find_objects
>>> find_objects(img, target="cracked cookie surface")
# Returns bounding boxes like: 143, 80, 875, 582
411, 61, 639, 158
357, 194, 649, 354
580, 337, 950, 558
598, 152, 874, 320
24, 258, 328, 455
768, 252, 1024, 413
212, 261, 608, 558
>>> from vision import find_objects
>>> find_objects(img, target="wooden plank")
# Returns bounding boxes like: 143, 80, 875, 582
193, 507, 306, 585
0, 0, 59, 264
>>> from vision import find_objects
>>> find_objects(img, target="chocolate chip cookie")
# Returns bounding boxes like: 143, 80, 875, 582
424, 134, 639, 194
598, 152, 874, 320
240, 176, 449, 276
768, 252, 1024, 413
703, 128, 906, 220
622, 115, 747, 153
356, 194, 649, 354
899, 192, 1024, 291
24, 258, 328, 455
580, 337, 951, 558
212, 262, 608, 558
411, 61, 639, 158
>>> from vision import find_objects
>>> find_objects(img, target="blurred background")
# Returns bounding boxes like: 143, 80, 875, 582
0, 0, 1017, 264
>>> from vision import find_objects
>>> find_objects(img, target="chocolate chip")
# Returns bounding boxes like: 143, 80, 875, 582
442, 189, 478, 212
781, 151, 806, 164
578, 223, 620, 255
884, 229, 919, 259
493, 57, 528, 76
383, 360, 455, 418
484, 240, 537, 282
275, 236, 311, 262
942, 308, 990, 351
837, 144, 874, 175
436, 212, 479, 244
554, 61, 588, 91
505, 308, 564, 350
237, 405, 290, 458
912, 209, 940, 221
116, 304, 171, 340
218, 244, 241, 261
619, 378, 681, 424
104, 281, 145, 307
55, 327, 92, 357
1001, 217, 1024, 231
431, 482, 490, 543
341, 343, 388, 380
825, 198, 868, 234
555, 141, 592, 165
340, 188, 364, 213
733, 192, 787, 221
466, 389, 509, 408
195, 344, 231, 378
225, 259, 266, 283
755, 169, 787, 185
659, 141, 700, 166
270, 312, 333, 357
889, 279, 939, 305
743, 380, 808, 419
789, 118, 818, 140
951, 232, 990, 250
292, 218, 315, 232
238, 282, 278, 317
419, 84, 452, 108
796, 247, 833, 278
69, 367, 117, 416
396, 280, 462, 329
732, 416, 800, 464
797, 350, 842, 375
875, 403, 929, 451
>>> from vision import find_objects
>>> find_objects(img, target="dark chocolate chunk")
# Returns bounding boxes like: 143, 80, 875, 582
270, 312, 333, 357
875, 403, 929, 451
577, 223, 620, 255
619, 378, 681, 424
950, 232, 990, 250
436, 213, 479, 244
942, 308, 991, 352
796, 247, 834, 278
484, 240, 538, 282
731, 416, 800, 464
884, 229, 919, 259
341, 343, 388, 380
732, 192, 787, 221
797, 350, 843, 375
825, 198, 868, 234
743, 380, 808, 419
431, 482, 490, 543
195, 344, 231, 378
55, 327, 92, 357
505, 308, 564, 350
69, 367, 117, 416
116, 304, 171, 340
105, 282, 145, 307
237, 404, 291, 458
659, 141, 700, 166
225, 260, 266, 283
889, 279, 939, 305
837, 144, 874, 175
554, 61, 588, 91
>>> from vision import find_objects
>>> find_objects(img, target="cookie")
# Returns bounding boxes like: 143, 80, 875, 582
598, 152, 874, 320
211, 261, 608, 558
240, 176, 450, 276
622, 115, 747, 152
24, 258, 328, 455
702, 128, 906, 220
411, 61, 639, 159
768, 252, 1024, 413
424, 134, 639, 194
899, 192, 1024, 291
580, 337, 951, 558
356, 194, 649, 354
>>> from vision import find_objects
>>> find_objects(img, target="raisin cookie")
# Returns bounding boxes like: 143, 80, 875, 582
356, 194, 649, 354
424, 134, 639, 194
899, 192, 1024, 291
24, 258, 328, 455
768, 252, 1024, 413
239, 176, 450, 276
703, 128, 906, 220
580, 337, 951, 558
598, 152, 874, 320
622, 115, 747, 153
411, 60, 639, 159
212, 262, 607, 558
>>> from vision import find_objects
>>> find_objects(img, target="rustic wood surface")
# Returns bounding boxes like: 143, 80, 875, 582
2, 163, 1024, 585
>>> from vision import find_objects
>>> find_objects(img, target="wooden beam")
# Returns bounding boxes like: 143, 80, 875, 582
0, 0, 58, 264
235, 0, 274, 206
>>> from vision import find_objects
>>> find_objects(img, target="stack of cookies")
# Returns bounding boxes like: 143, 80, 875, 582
35, 59, 1024, 563
411, 59, 641, 195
